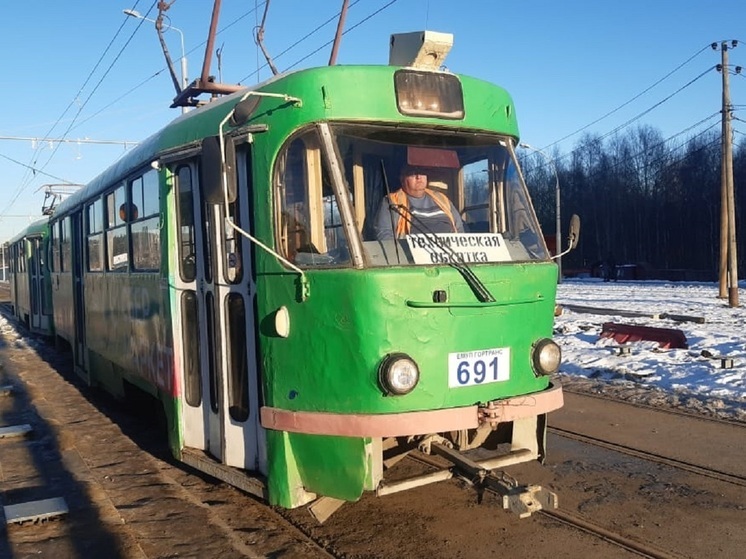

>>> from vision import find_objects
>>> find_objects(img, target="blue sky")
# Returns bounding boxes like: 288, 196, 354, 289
1, 0, 745, 242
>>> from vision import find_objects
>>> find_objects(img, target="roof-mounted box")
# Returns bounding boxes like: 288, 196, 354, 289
389, 31, 453, 70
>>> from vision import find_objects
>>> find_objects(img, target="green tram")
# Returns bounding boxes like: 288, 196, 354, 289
7, 219, 53, 336
10, 33, 574, 518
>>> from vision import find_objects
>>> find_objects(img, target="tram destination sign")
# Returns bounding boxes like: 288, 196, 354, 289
405, 233, 512, 265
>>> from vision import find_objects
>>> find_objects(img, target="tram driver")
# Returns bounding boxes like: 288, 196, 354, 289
374, 165, 464, 240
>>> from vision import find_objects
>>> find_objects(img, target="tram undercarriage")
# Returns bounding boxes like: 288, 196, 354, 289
308, 413, 558, 523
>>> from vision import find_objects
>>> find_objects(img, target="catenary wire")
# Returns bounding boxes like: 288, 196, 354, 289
0, 152, 77, 184
240, 0, 364, 83
0, 1, 159, 220
542, 43, 720, 152
283, 0, 400, 73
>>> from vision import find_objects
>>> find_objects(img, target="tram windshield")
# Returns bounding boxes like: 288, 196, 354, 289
274, 123, 548, 268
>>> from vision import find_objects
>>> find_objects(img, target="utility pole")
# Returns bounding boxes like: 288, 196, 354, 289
714, 41, 739, 307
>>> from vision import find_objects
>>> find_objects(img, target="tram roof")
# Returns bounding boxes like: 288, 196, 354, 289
8, 218, 49, 244
53, 65, 518, 218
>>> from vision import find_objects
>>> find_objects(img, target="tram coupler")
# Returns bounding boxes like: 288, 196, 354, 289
430, 442, 558, 518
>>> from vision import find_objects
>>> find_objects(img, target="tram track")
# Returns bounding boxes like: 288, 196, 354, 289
2, 301, 740, 558
537, 508, 688, 559
548, 425, 746, 487
405, 453, 687, 559
562, 386, 746, 428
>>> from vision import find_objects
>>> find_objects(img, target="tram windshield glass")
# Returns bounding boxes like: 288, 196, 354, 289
274, 123, 548, 268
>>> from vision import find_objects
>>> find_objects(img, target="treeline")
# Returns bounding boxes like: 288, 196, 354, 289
521, 125, 745, 278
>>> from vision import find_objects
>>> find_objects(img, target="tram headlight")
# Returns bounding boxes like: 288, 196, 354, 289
379, 353, 420, 396
531, 338, 561, 376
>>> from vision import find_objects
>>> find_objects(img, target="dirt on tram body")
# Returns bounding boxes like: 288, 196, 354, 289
0, 289, 744, 558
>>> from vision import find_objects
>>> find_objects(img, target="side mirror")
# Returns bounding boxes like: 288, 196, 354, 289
568, 214, 580, 250
201, 135, 237, 204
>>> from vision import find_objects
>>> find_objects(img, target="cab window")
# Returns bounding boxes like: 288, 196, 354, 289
275, 128, 351, 267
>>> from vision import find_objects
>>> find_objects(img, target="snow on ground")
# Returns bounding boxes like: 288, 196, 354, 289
555, 278, 746, 421
2, 279, 744, 421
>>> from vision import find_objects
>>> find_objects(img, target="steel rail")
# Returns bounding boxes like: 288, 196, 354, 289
406, 452, 685, 559
539, 508, 688, 559
562, 387, 746, 428
549, 425, 746, 487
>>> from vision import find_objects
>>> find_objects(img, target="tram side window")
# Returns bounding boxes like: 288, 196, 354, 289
223, 148, 248, 284
175, 165, 196, 282
130, 171, 161, 271
61, 217, 72, 272
86, 199, 104, 272
18, 241, 26, 273
106, 185, 129, 271
226, 293, 249, 422
276, 130, 351, 267
181, 291, 201, 407
37, 237, 45, 270
49, 223, 59, 272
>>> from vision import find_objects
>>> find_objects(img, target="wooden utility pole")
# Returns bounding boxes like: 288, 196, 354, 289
716, 41, 739, 307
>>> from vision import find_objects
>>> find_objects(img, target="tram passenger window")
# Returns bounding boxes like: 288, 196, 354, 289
223, 149, 249, 284
130, 171, 161, 271
226, 293, 249, 422
106, 185, 129, 271
131, 217, 160, 271
49, 223, 59, 272
18, 242, 26, 273
175, 165, 196, 282
61, 217, 72, 272
37, 238, 45, 270
181, 291, 201, 407
87, 199, 104, 272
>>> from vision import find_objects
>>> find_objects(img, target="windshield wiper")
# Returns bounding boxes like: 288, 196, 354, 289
387, 202, 496, 303
379, 159, 494, 303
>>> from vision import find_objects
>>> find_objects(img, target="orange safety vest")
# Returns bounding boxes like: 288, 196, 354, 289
388, 189, 457, 237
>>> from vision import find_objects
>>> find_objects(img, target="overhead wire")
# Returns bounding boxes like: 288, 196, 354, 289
240, 0, 365, 83
283, 0, 400, 72
1, 0, 159, 220
542, 43, 715, 152
33, 1, 159, 172
13, 0, 148, 196
522, 111, 722, 185
4, 0, 393, 205
536, 65, 719, 175
68, 71, 167, 134
544, 124, 722, 193
0, 152, 77, 184
592, 67, 716, 143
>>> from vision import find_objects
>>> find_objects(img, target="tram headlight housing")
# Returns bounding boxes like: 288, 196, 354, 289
379, 353, 420, 396
532, 338, 561, 376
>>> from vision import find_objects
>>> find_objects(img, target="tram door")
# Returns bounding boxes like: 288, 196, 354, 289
173, 150, 262, 471
28, 237, 43, 331
71, 212, 88, 376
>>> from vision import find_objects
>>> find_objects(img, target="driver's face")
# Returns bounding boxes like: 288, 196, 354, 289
401, 171, 428, 198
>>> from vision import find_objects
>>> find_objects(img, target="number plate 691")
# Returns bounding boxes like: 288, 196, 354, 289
447, 347, 510, 388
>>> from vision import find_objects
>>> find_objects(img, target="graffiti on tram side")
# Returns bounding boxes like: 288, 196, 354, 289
88, 280, 176, 397
127, 284, 176, 396
132, 338, 175, 396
